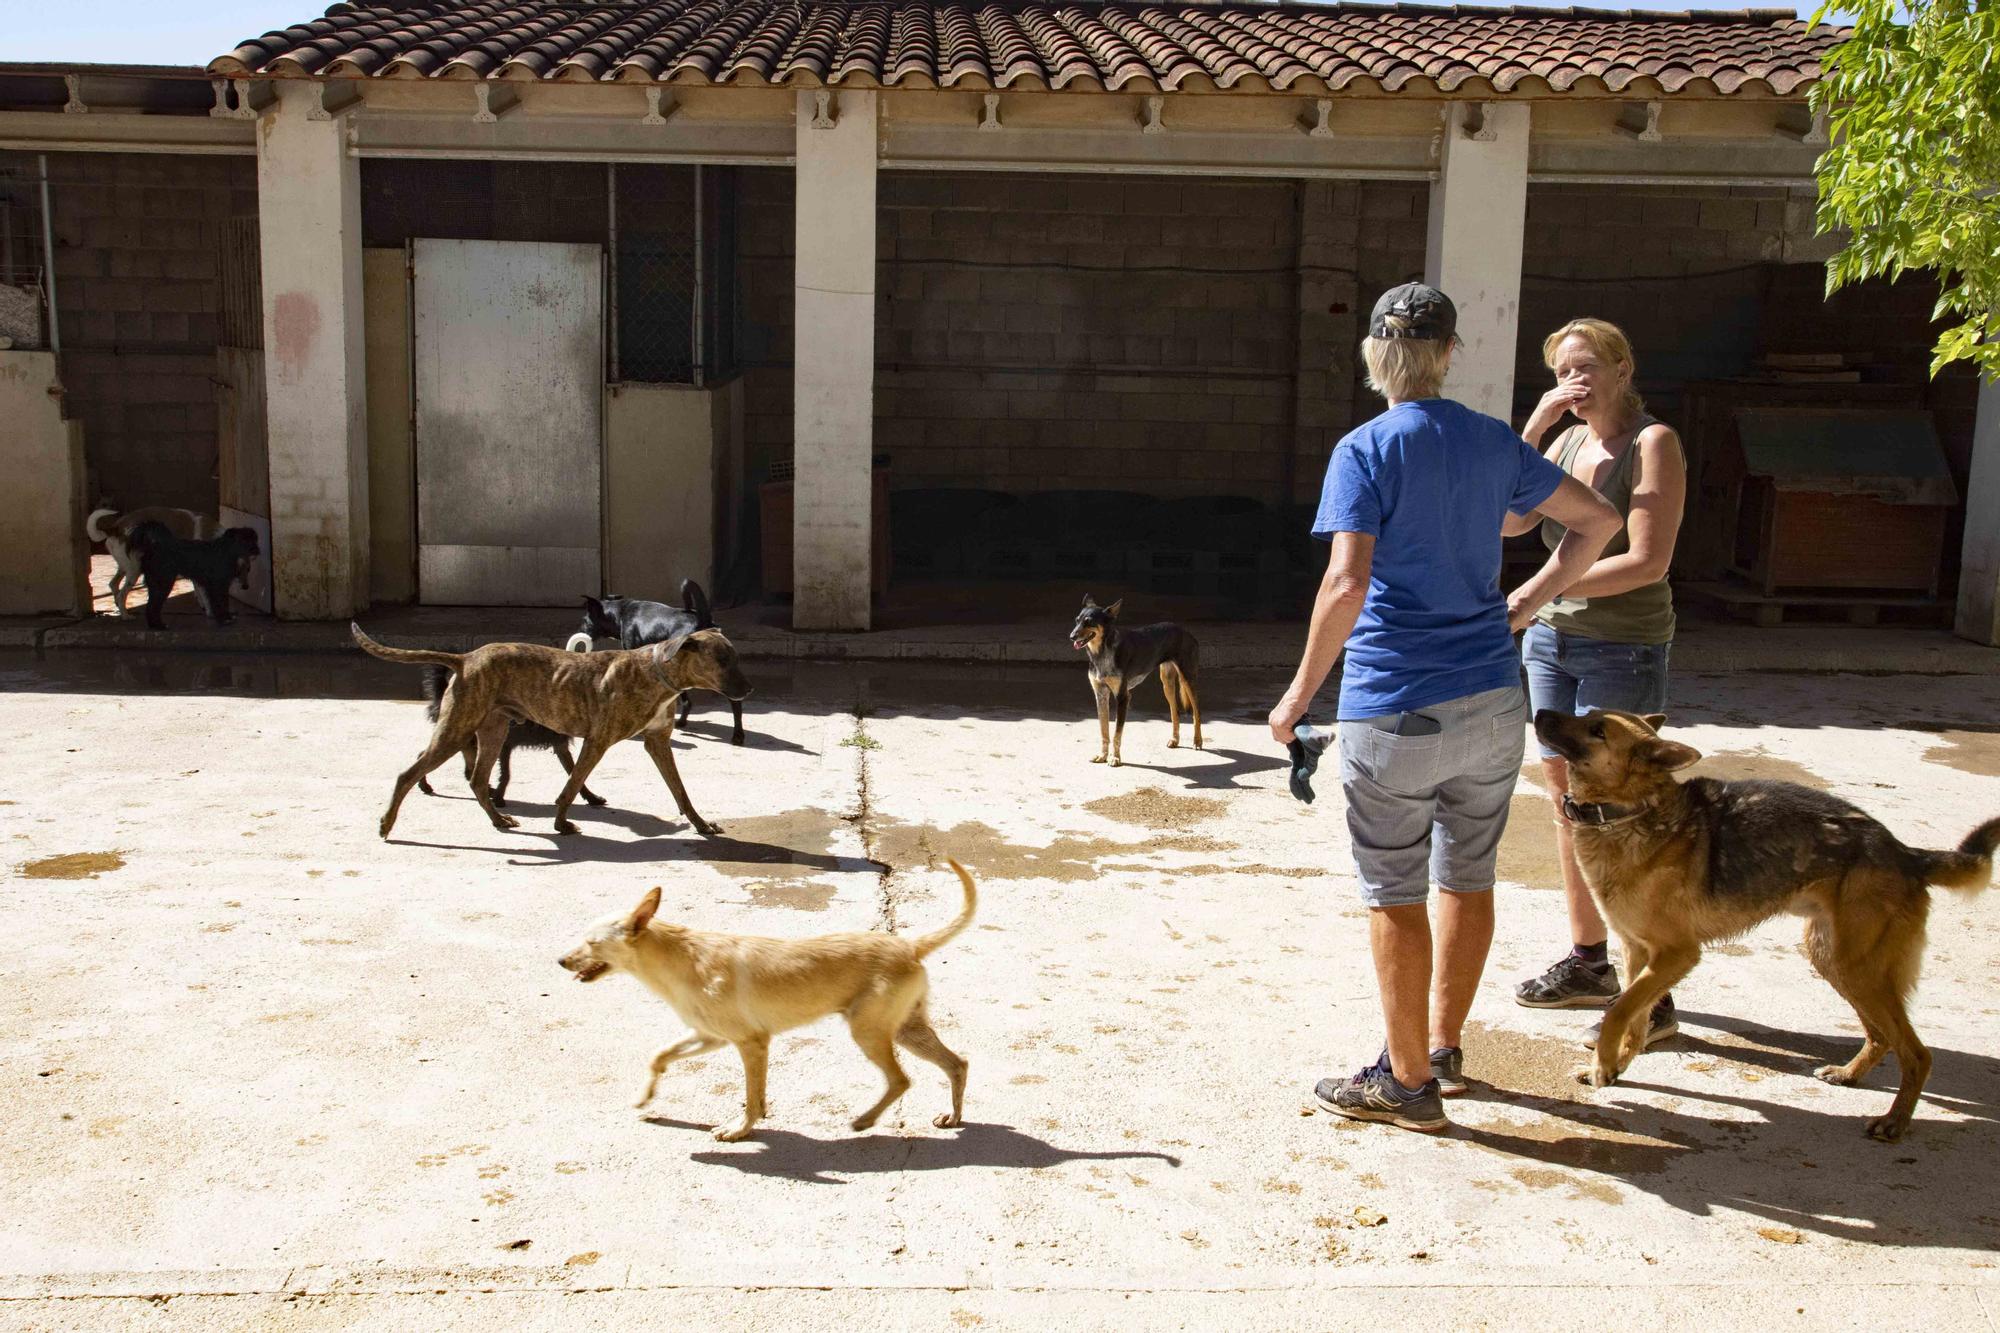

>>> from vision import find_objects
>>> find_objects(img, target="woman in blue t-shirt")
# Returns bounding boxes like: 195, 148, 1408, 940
1268, 282, 1618, 1132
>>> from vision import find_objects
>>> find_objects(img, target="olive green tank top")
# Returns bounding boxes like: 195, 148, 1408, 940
1535, 416, 1677, 646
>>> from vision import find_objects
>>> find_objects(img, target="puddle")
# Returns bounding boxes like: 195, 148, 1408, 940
1919, 730, 2000, 778
873, 818, 1127, 882
746, 880, 836, 912
18, 851, 125, 880
1510, 1166, 1623, 1204
1692, 749, 1827, 790
1083, 787, 1227, 830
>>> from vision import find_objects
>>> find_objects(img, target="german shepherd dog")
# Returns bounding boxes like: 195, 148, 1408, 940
1535, 708, 1999, 1141
1067, 595, 1202, 766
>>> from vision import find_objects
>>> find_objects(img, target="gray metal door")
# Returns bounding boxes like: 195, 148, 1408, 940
414, 238, 602, 605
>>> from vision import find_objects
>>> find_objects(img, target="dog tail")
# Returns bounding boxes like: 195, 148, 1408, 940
86, 507, 117, 543
1916, 817, 2000, 895
681, 578, 715, 629
912, 859, 978, 960
350, 622, 464, 670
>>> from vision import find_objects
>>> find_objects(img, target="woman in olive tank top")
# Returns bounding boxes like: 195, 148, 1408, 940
1503, 319, 1689, 1045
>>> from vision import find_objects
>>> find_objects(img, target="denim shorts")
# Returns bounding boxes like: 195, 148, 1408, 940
1521, 622, 1671, 760
1337, 684, 1529, 908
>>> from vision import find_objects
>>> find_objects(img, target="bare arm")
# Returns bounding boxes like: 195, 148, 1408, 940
1505, 477, 1620, 631
1500, 436, 1568, 538
1268, 532, 1373, 743
1551, 426, 1686, 600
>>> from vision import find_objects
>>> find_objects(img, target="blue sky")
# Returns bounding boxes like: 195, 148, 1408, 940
7, 1, 1835, 67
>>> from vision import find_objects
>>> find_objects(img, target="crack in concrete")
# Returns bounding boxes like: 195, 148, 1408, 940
847, 685, 897, 935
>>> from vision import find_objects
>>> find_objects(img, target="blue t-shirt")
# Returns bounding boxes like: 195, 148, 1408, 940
1314, 398, 1566, 719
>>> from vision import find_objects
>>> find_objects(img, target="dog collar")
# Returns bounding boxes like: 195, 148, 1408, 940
1560, 793, 1650, 827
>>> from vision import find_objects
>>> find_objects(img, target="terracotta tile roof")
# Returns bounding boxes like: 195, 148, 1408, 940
210, 3, 1841, 97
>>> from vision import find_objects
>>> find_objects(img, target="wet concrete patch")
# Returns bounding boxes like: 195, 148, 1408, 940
1510, 1166, 1623, 1205
698, 810, 853, 881
18, 851, 125, 880
746, 880, 837, 912
1465, 1020, 1591, 1104
1498, 793, 1562, 889
1919, 730, 2000, 778
873, 817, 1126, 882
1083, 787, 1227, 830
1693, 748, 1828, 790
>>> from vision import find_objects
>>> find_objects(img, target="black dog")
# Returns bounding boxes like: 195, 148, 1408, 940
131, 521, 259, 630
575, 582, 745, 745
414, 665, 606, 809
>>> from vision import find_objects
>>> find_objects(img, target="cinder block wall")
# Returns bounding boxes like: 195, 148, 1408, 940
734, 170, 1412, 508
42, 152, 256, 514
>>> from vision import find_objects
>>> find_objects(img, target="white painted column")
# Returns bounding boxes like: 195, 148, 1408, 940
1954, 376, 2000, 645
792, 88, 878, 631
1424, 102, 1530, 423
256, 81, 368, 619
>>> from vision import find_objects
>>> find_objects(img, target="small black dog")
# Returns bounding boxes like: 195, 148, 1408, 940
413, 664, 607, 809
131, 521, 260, 630
575, 581, 745, 745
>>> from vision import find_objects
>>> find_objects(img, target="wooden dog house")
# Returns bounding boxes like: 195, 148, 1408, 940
1721, 408, 1958, 596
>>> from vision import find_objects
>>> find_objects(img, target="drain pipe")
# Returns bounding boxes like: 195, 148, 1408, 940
37, 153, 61, 362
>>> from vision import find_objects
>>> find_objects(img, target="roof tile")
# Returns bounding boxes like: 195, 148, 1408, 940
212, 2, 1844, 97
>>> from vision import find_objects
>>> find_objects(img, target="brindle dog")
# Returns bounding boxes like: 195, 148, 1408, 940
1536, 707, 1998, 1141
353, 624, 751, 839
1067, 595, 1202, 766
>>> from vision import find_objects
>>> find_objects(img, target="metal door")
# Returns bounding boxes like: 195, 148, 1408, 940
414, 238, 602, 605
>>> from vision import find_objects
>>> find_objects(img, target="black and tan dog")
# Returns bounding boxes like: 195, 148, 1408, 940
1536, 708, 1998, 1141
352, 624, 751, 839
1068, 595, 1202, 765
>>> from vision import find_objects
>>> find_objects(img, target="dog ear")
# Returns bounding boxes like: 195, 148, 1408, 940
582, 594, 604, 617
1641, 713, 1668, 731
1105, 599, 1123, 619
1081, 593, 1097, 609
624, 886, 661, 935
1638, 737, 1701, 771
650, 631, 693, 666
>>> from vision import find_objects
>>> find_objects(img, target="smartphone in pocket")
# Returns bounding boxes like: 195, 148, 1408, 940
1394, 712, 1443, 738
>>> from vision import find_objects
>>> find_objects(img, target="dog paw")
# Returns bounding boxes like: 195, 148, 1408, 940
378, 818, 395, 839
712, 1123, 755, 1142
492, 795, 509, 809
1168, 740, 1180, 749
1814, 1064, 1857, 1086
493, 813, 519, 830
583, 793, 608, 807
1109, 757, 1123, 768
553, 820, 579, 836
932, 1112, 961, 1129
1573, 1064, 1617, 1089
1866, 1115, 1906, 1142
1090, 755, 1107, 764
695, 821, 723, 837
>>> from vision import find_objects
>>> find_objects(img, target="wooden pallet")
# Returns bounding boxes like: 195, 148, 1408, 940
1684, 578, 1949, 628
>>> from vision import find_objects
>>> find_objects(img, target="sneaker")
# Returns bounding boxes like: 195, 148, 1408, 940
1430, 1046, 1469, 1098
1585, 996, 1680, 1051
1515, 953, 1621, 1009
1313, 1053, 1448, 1132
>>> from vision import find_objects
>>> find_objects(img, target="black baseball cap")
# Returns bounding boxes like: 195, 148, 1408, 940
1368, 282, 1457, 342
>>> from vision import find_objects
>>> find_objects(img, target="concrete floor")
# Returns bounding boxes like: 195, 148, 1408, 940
2, 653, 1998, 1330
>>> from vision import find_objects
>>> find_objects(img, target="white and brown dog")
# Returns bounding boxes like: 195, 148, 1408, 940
87, 505, 216, 618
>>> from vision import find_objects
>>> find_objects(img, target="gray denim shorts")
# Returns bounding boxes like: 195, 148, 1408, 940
1337, 684, 1529, 909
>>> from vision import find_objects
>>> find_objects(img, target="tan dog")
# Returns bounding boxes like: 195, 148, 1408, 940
351, 623, 751, 839
559, 861, 977, 1141
1536, 708, 1998, 1140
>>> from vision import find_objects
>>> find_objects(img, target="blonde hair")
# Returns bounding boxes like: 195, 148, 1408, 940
1361, 336, 1451, 402
1543, 318, 1644, 416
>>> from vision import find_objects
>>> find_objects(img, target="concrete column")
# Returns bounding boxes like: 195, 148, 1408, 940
1955, 376, 2000, 645
1424, 102, 1530, 423
792, 88, 878, 631
256, 81, 368, 619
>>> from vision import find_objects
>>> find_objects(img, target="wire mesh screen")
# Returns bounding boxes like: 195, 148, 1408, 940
0, 161, 49, 349
703, 165, 740, 381
218, 215, 262, 350
614, 163, 697, 383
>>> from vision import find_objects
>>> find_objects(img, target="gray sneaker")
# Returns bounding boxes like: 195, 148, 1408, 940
1430, 1046, 1469, 1098
1313, 1054, 1448, 1132
1516, 953, 1620, 1009
1585, 996, 1680, 1051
